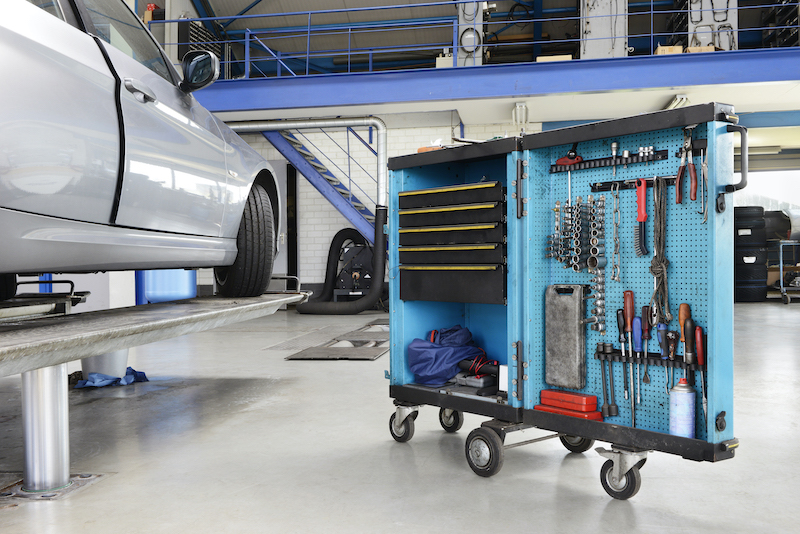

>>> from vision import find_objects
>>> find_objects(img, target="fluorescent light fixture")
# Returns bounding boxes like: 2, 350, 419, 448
664, 95, 689, 110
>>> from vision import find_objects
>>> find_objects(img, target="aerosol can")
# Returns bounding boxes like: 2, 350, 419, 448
669, 378, 696, 438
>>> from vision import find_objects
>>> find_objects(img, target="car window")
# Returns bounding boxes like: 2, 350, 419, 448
26, 0, 65, 20
80, 0, 173, 83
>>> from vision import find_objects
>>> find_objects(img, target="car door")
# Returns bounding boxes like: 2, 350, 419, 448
78, 0, 228, 237
0, 0, 119, 224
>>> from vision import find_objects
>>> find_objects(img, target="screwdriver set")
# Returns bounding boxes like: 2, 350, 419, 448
387, 103, 743, 498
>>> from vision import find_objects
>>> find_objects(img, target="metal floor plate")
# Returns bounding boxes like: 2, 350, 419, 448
0, 473, 107, 508
285, 347, 388, 360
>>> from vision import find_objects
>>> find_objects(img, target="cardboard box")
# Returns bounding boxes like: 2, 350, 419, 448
536, 54, 573, 63
686, 46, 718, 53
655, 45, 683, 55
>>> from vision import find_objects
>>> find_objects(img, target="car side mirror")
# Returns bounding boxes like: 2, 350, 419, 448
180, 50, 220, 93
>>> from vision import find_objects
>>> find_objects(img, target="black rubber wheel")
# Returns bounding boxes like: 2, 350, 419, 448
734, 247, 767, 265
0, 274, 16, 301
559, 435, 595, 453
734, 218, 765, 229
389, 413, 415, 443
734, 206, 764, 219
599, 459, 642, 500
465, 427, 504, 477
783, 293, 791, 305
734, 285, 768, 302
438, 408, 464, 433
734, 264, 767, 282
734, 227, 766, 246
214, 183, 275, 297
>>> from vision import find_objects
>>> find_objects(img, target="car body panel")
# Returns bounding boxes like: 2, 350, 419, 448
0, 1, 119, 225
0, 0, 280, 276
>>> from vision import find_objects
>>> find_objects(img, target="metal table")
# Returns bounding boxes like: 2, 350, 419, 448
778, 240, 800, 304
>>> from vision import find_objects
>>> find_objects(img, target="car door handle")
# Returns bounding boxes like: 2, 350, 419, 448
124, 78, 156, 103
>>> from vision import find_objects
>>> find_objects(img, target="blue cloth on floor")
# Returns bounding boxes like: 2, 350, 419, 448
75, 367, 149, 388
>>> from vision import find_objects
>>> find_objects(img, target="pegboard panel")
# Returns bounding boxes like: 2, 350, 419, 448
524, 123, 718, 441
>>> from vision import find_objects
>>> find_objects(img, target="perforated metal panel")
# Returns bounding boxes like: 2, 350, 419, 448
524, 122, 727, 442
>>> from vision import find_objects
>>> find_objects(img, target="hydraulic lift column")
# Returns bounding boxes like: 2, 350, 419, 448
21, 363, 70, 492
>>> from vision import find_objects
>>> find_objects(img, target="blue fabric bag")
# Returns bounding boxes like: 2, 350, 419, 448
407, 325, 485, 386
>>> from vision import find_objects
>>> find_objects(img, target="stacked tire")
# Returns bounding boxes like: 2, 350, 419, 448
734, 206, 768, 302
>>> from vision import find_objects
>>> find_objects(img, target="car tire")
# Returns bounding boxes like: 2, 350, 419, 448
0, 274, 16, 301
214, 183, 275, 297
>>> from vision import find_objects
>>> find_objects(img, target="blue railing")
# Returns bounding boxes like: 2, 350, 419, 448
148, 1, 799, 79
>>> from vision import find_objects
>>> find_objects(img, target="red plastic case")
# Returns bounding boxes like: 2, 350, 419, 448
540, 389, 598, 412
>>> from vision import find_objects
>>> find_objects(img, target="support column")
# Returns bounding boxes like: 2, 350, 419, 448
21, 363, 71, 492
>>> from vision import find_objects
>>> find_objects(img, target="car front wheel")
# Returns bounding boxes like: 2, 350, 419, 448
214, 183, 275, 297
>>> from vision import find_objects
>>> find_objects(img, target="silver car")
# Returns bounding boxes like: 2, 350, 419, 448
0, 0, 279, 299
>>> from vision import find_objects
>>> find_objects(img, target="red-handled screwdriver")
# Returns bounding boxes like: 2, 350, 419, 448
696, 325, 707, 419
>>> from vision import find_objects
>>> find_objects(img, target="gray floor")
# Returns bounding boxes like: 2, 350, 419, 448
0, 303, 797, 533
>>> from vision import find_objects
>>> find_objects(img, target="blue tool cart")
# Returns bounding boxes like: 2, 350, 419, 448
387, 103, 745, 500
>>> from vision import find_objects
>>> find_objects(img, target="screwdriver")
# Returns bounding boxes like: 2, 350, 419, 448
641, 306, 652, 383
679, 303, 692, 378
623, 291, 635, 426
696, 325, 707, 419
632, 316, 643, 404
658, 323, 668, 395
666, 331, 679, 391
684, 316, 696, 385
616, 309, 628, 401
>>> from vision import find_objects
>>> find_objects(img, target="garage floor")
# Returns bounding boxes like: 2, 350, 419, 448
0, 303, 797, 533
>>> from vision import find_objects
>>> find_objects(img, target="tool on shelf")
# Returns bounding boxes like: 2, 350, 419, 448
616, 308, 628, 401
658, 323, 668, 395
676, 125, 698, 204
649, 175, 673, 324
679, 303, 692, 378
603, 343, 619, 417
635, 178, 649, 256
610, 182, 621, 281
684, 316, 696, 386
633, 316, 642, 405
698, 148, 708, 223
642, 305, 652, 383
696, 325, 707, 419
666, 330, 679, 391
623, 291, 635, 426
598, 343, 610, 418
611, 141, 619, 176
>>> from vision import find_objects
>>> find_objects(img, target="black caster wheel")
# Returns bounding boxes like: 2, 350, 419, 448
782, 293, 791, 305
439, 408, 464, 433
465, 427, 504, 477
389, 412, 416, 443
599, 459, 642, 500
559, 435, 595, 453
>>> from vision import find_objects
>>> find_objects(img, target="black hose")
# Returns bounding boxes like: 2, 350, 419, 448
303, 227, 367, 304
296, 207, 387, 315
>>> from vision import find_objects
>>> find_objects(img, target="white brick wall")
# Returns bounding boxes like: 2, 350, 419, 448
238, 122, 538, 284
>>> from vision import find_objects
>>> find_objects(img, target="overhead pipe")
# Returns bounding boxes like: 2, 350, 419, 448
230, 117, 388, 314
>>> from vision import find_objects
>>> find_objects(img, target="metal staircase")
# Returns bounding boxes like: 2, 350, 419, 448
262, 130, 376, 243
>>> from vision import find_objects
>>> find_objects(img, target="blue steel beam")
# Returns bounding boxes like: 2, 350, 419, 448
197, 48, 800, 115
222, 0, 267, 29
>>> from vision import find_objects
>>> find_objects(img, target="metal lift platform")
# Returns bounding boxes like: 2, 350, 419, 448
0, 291, 309, 495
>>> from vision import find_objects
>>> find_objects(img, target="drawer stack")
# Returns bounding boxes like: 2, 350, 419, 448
398, 181, 506, 304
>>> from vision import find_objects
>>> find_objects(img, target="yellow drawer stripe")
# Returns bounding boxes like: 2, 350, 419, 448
399, 203, 497, 216
399, 223, 497, 234
400, 244, 497, 252
399, 265, 499, 271
399, 182, 498, 197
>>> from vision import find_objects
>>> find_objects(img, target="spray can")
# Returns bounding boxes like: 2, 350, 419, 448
669, 378, 696, 438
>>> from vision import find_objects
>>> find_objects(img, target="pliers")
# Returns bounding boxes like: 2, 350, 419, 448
675, 125, 697, 204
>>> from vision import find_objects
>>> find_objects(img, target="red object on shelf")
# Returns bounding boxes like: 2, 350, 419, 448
534, 403, 603, 420
146, 3, 161, 10
540, 389, 598, 412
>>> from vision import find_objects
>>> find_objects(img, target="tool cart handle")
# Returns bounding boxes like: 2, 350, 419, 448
725, 124, 748, 193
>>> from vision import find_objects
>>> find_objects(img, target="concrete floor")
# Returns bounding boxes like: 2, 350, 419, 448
0, 303, 797, 533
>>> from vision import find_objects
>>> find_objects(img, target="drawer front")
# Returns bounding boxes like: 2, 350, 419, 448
399, 202, 504, 227
399, 181, 503, 209
399, 243, 505, 265
399, 222, 505, 246
399, 265, 505, 305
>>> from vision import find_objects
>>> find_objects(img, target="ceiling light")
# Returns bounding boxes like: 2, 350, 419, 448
664, 95, 689, 110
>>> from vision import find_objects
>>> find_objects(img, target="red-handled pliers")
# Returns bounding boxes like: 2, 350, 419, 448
676, 125, 697, 204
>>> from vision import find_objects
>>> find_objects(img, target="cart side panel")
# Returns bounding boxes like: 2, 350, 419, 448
708, 120, 735, 443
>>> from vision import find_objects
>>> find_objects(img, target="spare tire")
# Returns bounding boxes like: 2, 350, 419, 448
734, 206, 764, 219
214, 183, 275, 297
735, 247, 767, 265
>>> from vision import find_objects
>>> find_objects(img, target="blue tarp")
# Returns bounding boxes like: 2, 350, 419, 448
407, 325, 484, 386
75, 367, 149, 388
